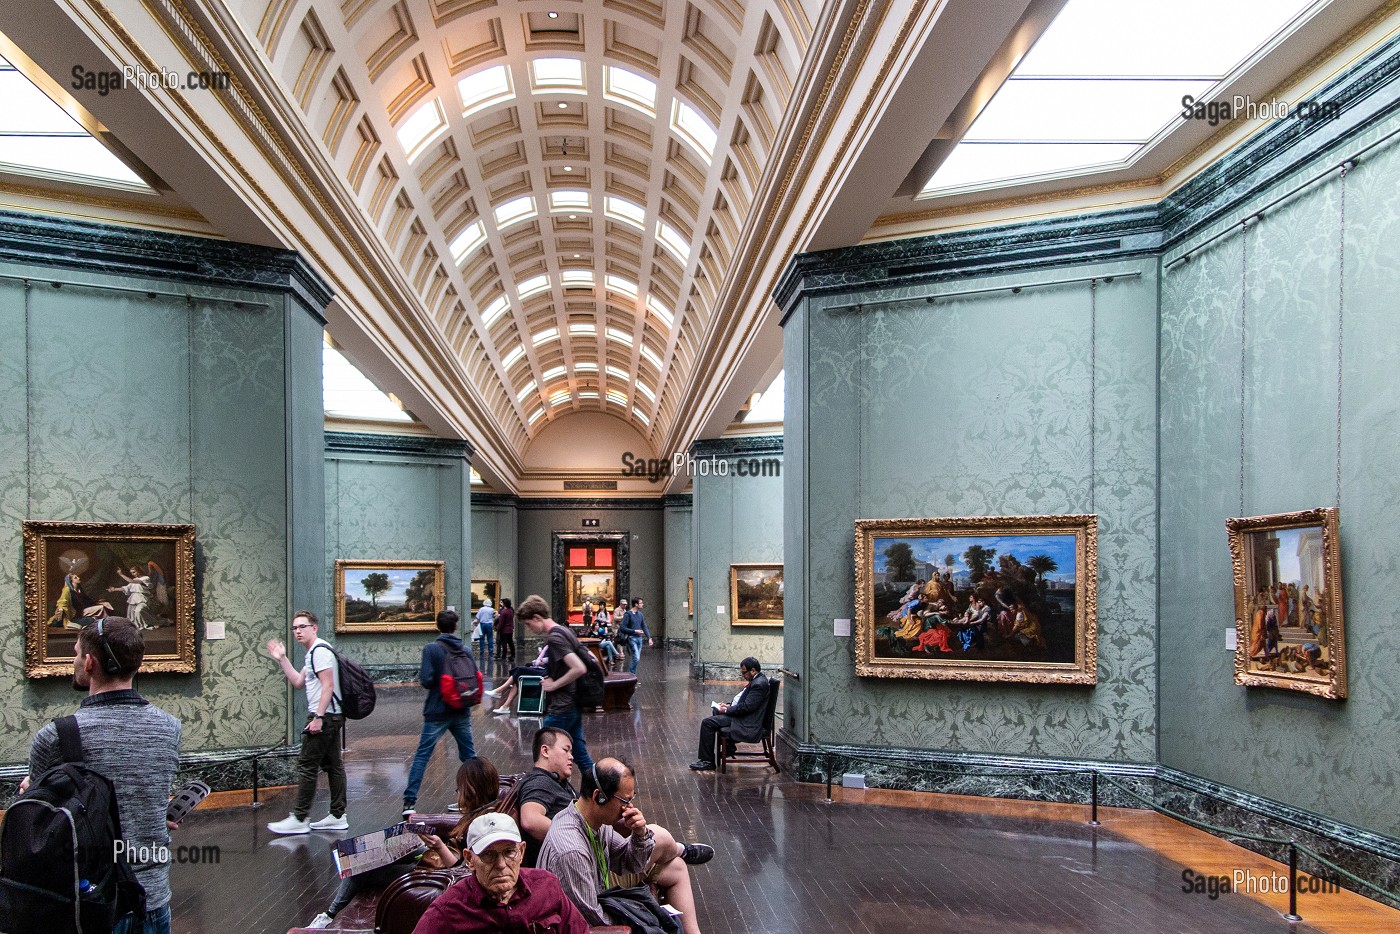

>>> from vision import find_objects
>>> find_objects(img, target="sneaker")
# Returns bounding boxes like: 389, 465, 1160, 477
483, 686, 504, 699
493, 705, 512, 715
688, 760, 716, 772
402, 805, 416, 817
307, 912, 334, 929
309, 813, 349, 831
267, 814, 310, 835
447, 803, 462, 813
678, 842, 714, 865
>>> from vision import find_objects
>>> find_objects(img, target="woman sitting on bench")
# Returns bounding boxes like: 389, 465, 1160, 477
484, 646, 549, 715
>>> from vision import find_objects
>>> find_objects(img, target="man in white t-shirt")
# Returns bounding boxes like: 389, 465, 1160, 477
266, 609, 347, 834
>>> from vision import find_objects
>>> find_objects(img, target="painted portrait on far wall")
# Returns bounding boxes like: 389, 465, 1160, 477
1227, 507, 1345, 699
855, 515, 1098, 684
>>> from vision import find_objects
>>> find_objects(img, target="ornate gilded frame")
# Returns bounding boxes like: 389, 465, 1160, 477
334, 559, 444, 633
470, 579, 499, 612
24, 520, 197, 678
567, 568, 616, 611
855, 515, 1098, 684
1227, 508, 1346, 699
729, 563, 785, 627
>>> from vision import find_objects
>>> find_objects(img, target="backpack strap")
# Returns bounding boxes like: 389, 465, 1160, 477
308, 643, 342, 714
55, 715, 84, 765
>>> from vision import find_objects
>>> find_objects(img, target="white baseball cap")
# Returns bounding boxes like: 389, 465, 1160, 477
466, 812, 521, 854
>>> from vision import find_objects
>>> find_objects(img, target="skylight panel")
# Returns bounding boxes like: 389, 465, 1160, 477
517, 379, 538, 402
605, 275, 638, 298
605, 328, 633, 346
604, 197, 646, 230
579, 390, 600, 400
459, 65, 514, 116
604, 66, 657, 115
606, 365, 630, 382
494, 196, 536, 228
655, 222, 691, 264
550, 190, 590, 211
670, 100, 717, 163
575, 362, 599, 372
569, 322, 597, 335
470, 467, 485, 485
0, 67, 145, 187
323, 344, 413, 422
481, 294, 511, 327
397, 99, 447, 161
606, 389, 628, 406
635, 381, 655, 403
549, 389, 573, 406
530, 58, 585, 92
633, 407, 650, 425
561, 269, 595, 289
541, 365, 567, 381
531, 327, 559, 345
928, 143, 1140, 191
450, 220, 487, 263
639, 344, 663, 370
645, 296, 673, 328
962, 78, 1216, 143
528, 407, 546, 425
517, 275, 551, 300
744, 370, 785, 423
502, 346, 526, 369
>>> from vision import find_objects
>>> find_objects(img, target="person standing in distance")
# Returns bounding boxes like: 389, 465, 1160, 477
401, 609, 478, 816
516, 594, 594, 772
474, 598, 496, 661
266, 610, 347, 834
618, 598, 654, 674
24, 617, 181, 934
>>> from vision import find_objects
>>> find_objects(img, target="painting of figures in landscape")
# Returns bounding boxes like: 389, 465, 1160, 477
335, 559, 443, 632
1228, 508, 1346, 699
730, 563, 784, 627
855, 515, 1097, 684
24, 521, 196, 678
568, 570, 615, 610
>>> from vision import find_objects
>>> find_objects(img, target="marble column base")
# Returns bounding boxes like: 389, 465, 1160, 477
690, 660, 746, 681
362, 663, 421, 684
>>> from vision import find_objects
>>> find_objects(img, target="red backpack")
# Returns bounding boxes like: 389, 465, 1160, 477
438, 642, 483, 710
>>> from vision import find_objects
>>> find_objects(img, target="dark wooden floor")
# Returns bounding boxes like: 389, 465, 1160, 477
164, 650, 1386, 933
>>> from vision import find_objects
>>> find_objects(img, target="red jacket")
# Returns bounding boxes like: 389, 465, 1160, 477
411, 868, 589, 934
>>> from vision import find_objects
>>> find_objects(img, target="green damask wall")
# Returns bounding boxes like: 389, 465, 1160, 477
1158, 108, 1400, 839
662, 499, 692, 644
0, 225, 328, 761
471, 498, 519, 613
324, 441, 470, 671
784, 262, 1159, 758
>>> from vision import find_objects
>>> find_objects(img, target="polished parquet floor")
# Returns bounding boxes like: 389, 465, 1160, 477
165, 650, 1397, 933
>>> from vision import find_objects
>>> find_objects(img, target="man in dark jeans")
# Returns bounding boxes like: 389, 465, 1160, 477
618, 597, 653, 674
267, 610, 347, 834
403, 609, 478, 815
517, 594, 594, 772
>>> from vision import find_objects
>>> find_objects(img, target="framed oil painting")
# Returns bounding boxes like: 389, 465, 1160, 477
568, 569, 615, 610
855, 515, 1098, 684
687, 577, 694, 617
730, 563, 784, 627
1227, 508, 1345, 699
334, 560, 443, 633
470, 579, 499, 612
24, 521, 196, 678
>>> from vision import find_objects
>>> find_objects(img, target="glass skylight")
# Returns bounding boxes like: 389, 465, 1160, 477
655, 221, 691, 264
481, 294, 511, 327
561, 269, 595, 289
550, 190, 590, 211
459, 65, 514, 116
450, 220, 486, 263
471, 467, 485, 485
606, 365, 630, 381
605, 275, 638, 298
531, 58, 585, 92
517, 379, 538, 402
575, 361, 599, 372
494, 196, 536, 228
569, 322, 597, 335
323, 343, 413, 422
604, 66, 657, 114
633, 407, 650, 425
639, 343, 663, 370
743, 370, 785, 424
397, 99, 447, 161
0, 56, 146, 188
541, 365, 567, 381
605, 327, 633, 345
645, 296, 673, 328
922, 0, 1319, 195
531, 327, 559, 345
635, 380, 655, 402
528, 407, 546, 425
517, 275, 550, 300
579, 390, 600, 400
549, 389, 572, 406
604, 196, 646, 229
606, 389, 628, 406
502, 346, 526, 369
671, 100, 717, 163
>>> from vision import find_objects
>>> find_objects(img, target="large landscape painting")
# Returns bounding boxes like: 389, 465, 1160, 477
335, 559, 443, 632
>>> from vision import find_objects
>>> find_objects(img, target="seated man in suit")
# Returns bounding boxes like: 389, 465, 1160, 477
689, 657, 769, 772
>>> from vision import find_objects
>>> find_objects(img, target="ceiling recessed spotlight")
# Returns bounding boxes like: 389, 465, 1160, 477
558, 102, 568, 110
563, 165, 573, 172
547, 10, 559, 17
568, 214, 577, 220
573, 253, 581, 258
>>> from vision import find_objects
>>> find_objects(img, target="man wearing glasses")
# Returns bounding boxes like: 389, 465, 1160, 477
265, 610, 347, 834
410, 813, 588, 934
539, 758, 704, 934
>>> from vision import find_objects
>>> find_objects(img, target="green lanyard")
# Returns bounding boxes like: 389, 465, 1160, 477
575, 802, 611, 891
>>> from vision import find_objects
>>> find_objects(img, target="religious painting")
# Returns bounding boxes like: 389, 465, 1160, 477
23, 521, 196, 678
855, 515, 1098, 684
1227, 508, 1345, 699
730, 564, 784, 627
470, 579, 499, 612
568, 569, 615, 611
334, 560, 443, 633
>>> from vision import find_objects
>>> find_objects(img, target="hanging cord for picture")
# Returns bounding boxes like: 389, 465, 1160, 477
1238, 218, 1251, 518
1089, 279, 1097, 515
1335, 163, 1350, 511
23, 279, 32, 519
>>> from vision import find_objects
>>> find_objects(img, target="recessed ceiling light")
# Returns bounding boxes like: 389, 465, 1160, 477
568, 214, 577, 220
573, 254, 580, 258
558, 102, 568, 109
563, 165, 573, 172
547, 10, 559, 18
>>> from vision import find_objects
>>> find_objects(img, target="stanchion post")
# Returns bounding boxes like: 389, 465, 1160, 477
1285, 842, 1302, 922
825, 754, 833, 804
251, 755, 261, 808
1090, 771, 1100, 826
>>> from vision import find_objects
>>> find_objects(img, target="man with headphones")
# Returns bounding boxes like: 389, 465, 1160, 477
23, 616, 182, 934
537, 757, 705, 934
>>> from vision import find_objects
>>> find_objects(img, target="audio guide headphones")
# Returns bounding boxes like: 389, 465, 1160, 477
590, 763, 611, 806
94, 617, 122, 677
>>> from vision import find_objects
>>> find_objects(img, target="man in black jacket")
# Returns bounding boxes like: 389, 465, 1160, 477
689, 657, 769, 771
618, 598, 653, 674
402, 609, 477, 815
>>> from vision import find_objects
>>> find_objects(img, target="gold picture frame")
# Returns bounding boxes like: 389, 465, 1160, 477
1227, 507, 1346, 699
470, 579, 499, 612
334, 559, 444, 633
568, 569, 615, 611
729, 563, 784, 627
855, 515, 1098, 684
24, 520, 197, 678
687, 577, 694, 617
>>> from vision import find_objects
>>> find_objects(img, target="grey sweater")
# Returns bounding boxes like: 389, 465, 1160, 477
28, 689, 182, 910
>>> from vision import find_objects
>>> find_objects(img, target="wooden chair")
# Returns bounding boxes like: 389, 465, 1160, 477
717, 680, 780, 773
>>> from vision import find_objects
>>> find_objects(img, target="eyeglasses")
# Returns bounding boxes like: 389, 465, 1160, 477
291, 623, 314, 631
474, 846, 523, 866
613, 791, 636, 809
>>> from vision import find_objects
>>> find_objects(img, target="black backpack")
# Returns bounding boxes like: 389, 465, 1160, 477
438, 641, 483, 711
313, 644, 377, 720
563, 630, 607, 710
0, 716, 146, 934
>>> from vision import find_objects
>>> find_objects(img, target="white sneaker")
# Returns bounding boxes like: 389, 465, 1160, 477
267, 814, 310, 835
493, 705, 512, 715
307, 912, 334, 929
309, 813, 349, 831
483, 686, 503, 698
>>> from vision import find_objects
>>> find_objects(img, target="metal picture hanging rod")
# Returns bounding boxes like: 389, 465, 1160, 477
829, 269, 1141, 314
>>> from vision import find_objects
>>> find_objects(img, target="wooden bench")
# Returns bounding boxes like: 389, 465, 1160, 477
600, 671, 637, 710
